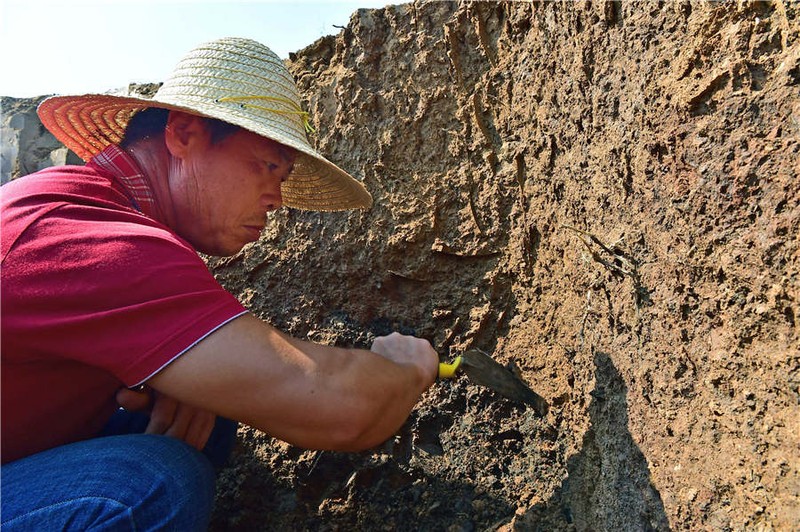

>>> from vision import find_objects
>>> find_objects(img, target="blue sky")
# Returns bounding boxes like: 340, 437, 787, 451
0, 0, 390, 97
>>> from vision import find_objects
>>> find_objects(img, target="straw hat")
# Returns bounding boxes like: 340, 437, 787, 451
37, 37, 372, 211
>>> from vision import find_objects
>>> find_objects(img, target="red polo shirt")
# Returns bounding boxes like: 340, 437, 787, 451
1, 147, 247, 464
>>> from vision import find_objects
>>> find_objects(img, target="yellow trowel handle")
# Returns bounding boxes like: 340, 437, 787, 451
438, 356, 463, 379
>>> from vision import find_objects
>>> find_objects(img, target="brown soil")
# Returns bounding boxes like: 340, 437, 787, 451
206, 2, 799, 530
4, 1, 797, 530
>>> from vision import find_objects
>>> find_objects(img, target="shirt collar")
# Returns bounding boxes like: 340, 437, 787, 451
88, 145, 156, 218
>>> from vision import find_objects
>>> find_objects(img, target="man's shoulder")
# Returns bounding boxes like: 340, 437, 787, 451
2, 164, 117, 203
0, 165, 168, 263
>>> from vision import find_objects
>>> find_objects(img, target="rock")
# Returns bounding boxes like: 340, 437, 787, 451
1, 96, 81, 183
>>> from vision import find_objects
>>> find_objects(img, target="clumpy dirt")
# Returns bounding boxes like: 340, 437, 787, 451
203, 1, 799, 530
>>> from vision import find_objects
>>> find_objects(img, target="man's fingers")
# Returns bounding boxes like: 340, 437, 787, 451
116, 387, 152, 412
142, 392, 217, 450
145, 393, 179, 435
184, 410, 216, 450
371, 332, 439, 386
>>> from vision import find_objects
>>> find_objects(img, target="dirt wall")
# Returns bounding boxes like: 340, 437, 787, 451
210, 2, 799, 529
3, 1, 798, 530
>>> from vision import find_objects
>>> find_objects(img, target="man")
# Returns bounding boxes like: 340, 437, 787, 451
1, 37, 438, 530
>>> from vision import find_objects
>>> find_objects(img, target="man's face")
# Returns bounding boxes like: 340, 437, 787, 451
168, 125, 297, 256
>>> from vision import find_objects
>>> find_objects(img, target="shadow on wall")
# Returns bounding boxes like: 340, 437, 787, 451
517, 351, 671, 532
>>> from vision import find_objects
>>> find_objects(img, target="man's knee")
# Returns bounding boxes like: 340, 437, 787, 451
123, 435, 216, 530
2, 434, 216, 532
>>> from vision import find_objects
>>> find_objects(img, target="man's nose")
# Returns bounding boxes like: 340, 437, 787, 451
260, 186, 282, 211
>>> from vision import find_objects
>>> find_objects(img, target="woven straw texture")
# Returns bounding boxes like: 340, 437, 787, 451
37, 38, 372, 211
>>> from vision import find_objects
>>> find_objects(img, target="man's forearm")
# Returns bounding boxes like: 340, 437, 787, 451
257, 330, 431, 450
148, 314, 436, 451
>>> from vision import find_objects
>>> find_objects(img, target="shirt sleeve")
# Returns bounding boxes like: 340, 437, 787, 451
2, 203, 248, 387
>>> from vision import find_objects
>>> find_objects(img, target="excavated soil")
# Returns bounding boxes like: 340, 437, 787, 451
207, 2, 799, 530
3, 1, 798, 530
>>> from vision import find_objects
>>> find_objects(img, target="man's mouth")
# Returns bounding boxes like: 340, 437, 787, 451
244, 225, 264, 240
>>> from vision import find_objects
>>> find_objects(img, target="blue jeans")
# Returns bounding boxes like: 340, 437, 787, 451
1, 411, 238, 531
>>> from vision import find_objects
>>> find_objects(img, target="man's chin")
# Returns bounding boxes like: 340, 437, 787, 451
193, 241, 245, 258
215, 245, 247, 258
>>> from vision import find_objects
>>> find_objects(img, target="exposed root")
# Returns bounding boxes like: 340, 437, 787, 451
563, 225, 638, 280
564, 225, 653, 340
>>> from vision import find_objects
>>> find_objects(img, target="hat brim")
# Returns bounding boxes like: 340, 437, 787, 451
37, 94, 373, 211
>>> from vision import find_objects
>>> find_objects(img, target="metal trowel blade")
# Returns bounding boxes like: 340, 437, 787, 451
461, 349, 549, 416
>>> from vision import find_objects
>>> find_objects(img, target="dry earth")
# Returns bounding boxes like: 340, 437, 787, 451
2, 1, 798, 530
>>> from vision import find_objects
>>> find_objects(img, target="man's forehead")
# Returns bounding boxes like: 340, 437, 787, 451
239, 128, 297, 162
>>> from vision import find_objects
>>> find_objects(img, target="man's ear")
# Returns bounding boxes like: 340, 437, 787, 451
164, 111, 208, 158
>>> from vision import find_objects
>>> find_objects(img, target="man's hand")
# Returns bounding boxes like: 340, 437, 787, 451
115, 387, 216, 450
370, 332, 439, 389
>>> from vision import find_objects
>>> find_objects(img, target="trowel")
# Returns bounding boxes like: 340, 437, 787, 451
438, 349, 549, 416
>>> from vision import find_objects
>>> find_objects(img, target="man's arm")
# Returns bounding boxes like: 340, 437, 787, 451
146, 314, 438, 451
